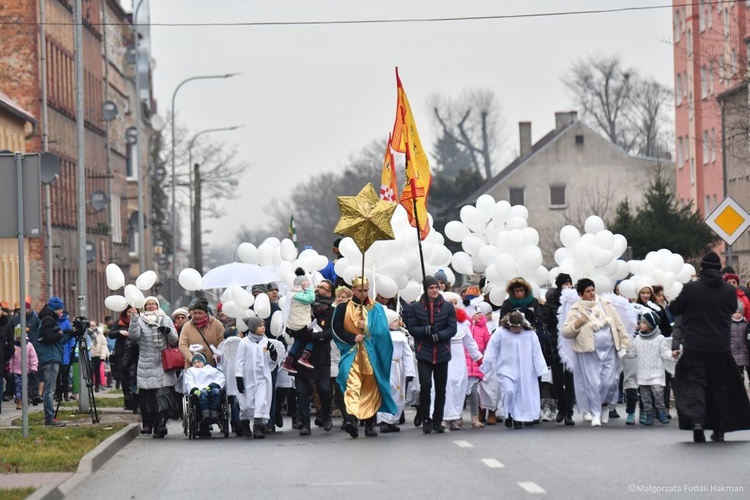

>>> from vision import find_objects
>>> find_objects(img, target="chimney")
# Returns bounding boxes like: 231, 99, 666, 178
519, 121, 532, 157
555, 111, 578, 132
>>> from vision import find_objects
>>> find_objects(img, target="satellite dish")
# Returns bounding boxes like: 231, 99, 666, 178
102, 101, 118, 122
150, 114, 166, 132
91, 190, 109, 212
125, 126, 138, 144
40, 152, 61, 185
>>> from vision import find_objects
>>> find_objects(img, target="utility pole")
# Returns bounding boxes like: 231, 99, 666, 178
192, 163, 202, 274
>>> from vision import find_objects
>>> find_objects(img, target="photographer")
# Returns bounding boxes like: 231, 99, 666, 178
35, 296, 74, 427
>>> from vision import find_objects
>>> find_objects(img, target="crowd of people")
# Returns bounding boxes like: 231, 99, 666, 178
3, 249, 750, 443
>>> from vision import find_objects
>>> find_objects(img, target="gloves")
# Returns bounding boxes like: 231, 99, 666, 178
431, 334, 439, 344
424, 326, 432, 336
157, 326, 170, 335
190, 388, 200, 397
236, 377, 245, 394
63, 329, 74, 336
267, 343, 278, 362
617, 349, 627, 359
475, 356, 483, 366
208, 382, 220, 390
406, 376, 414, 384
572, 313, 588, 330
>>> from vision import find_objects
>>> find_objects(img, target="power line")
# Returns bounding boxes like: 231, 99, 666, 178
0, 1, 737, 28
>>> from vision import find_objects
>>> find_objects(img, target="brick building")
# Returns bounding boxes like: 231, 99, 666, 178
0, 0, 157, 319
672, 1, 750, 270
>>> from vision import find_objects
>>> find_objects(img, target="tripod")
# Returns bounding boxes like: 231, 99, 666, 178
56, 332, 99, 423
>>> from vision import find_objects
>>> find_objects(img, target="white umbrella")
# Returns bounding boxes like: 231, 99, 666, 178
202, 262, 281, 289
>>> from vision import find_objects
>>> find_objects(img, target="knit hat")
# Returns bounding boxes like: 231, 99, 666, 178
191, 353, 207, 365
443, 292, 462, 308
640, 310, 660, 333
423, 276, 440, 291
477, 301, 493, 316
48, 296, 64, 311
464, 285, 481, 300
723, 273, 740, 284
293, 268, 307, 287
385, 308, 399, 326
171, 307, 188, 319
245, 316, 264, 334
188, 297, 210, 313
434, 269, 449, 285
144, 296, 160, 310
555, 273, 573, 288
251, 284, 269, 294
700, 251, 722, 271
266, 282, 280, 291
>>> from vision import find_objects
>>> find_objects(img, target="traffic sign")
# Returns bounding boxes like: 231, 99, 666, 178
705, 196, 750, 245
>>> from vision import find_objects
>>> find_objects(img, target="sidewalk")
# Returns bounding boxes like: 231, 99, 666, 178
0, 389, 140, 497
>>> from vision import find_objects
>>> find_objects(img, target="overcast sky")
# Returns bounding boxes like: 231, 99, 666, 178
145, 0, 674, 250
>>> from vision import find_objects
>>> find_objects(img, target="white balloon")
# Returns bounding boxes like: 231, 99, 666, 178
495, 254, 517, 280
618, 279, 637, 300
104, 295, 128, 312
124, 284, 145, 308
519, 247, 543, 274
462, 234, 485, 256
522, 227, 540, 247
338, 238, 362, 260
451, 252, 474, 276
399, 281, 422, 302
444, 221, 471, 242
485, 264, 501, 284
460, 205, 483, 233
584, 215, 606, 234
664, 253, 684, 274
106, 263, 125, 291
476, 194, 496, 220
270, 310, 284, 336
589, 247, 614, 268
230, 286, 255, 308
676, 263, 696, 283
666, 281, 684, 300
612, 234, 628, 258
271, 246, 283, 266
375, 275, 398, 299
488, 286, 506, 306
627, 260, 641, 275
554, 247, 573, 266
280, 239, 298, 262
257, 244, 274, 268
237, 242, 258, 264
492, 200, 512, 224
254, 293, 271, 319
559, 225, 581, 248
236, 317, 248, 333
615, 260, 630, 280
510, 204, 529, 220
222, 300, 244, 319
594, 230, 614, 250
263, 237, 281, 248
471, 253, 488, 274
478, 245, 501, 267
379, 258, 409, 278
507, 229, 526, 250
132, 295, 146, 310
178, 268, 203, 291
506, 216, 527, 230
135, 270, 157, 291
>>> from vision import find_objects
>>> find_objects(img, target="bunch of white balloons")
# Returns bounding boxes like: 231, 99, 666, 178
236, 237, 328, 288
333, 205, 454, 302
444, 194, 549, 302
103, 263, 158, 312
549, 216, 630, 293
617, 249, 696, 300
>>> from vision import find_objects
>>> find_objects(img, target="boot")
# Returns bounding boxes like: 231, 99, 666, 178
693, 423, 706, 443
564, 411, 575, 426
555, 409, 565, 423
642, 412, 654, 426
232, 419, 243, 437
364, 418, 378, 437
486, 410, 497, 425
297, 350, 315, 369
471, 416, 484, 428
344, 416, 359, 438
252, 418, 266, 439
478, 409, 486, 424
422, 418, 433, 434
449, 420, 461, 431
280, 356, 298, 374
15, 398, 21, 410
505, 415, 513, 429
625, 413, 635, 425
153, 412, 168, 438
657, 410, 670, 425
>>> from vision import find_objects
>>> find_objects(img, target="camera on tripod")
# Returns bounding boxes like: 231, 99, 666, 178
72, 316, 88, 337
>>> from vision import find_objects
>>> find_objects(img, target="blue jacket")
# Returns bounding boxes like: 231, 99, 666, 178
406, 293, 457, 364
35, 306, 72, 365
12, 310, 40, 346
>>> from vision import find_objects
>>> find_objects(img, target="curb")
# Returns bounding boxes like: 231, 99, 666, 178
27, 423, 140, 500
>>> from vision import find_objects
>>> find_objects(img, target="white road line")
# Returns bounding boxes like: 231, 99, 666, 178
518, 482, 546, 494
481, 458, 505, 468
454, 440, 473, 448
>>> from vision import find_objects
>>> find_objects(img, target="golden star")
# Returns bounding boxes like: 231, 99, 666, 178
334, 183, 397, 253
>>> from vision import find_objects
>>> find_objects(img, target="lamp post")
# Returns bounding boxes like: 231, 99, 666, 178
186, 126, 243, 271
170, 73, 240, 302
132, 0, 147, 274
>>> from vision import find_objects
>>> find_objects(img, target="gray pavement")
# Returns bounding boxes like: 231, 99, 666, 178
66, 406, 750, 500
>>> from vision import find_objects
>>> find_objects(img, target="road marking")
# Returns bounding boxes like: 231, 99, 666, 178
481, 458, 505, 468
454, 440, 473, 448
518, 482, 546, 494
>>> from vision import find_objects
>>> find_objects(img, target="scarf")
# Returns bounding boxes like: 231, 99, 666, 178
508, 295, 535, 309
579, 297, 610, 332
192, 316, 209, 329
142, 310, 162, 326
248, 333, 264, 344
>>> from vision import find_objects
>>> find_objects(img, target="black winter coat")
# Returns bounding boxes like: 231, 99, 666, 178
293, 296, 333, 381
0, 315, 14, 366
405, 293, 457, 364
542, 288, 563, 360
670, 269, 737, 353
12, 310, 40, 347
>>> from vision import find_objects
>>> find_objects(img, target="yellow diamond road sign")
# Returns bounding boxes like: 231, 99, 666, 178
705, 196, 750, 245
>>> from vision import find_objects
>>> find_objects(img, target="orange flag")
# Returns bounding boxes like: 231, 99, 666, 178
390, 68, 431, 240
379, 134, 398, 202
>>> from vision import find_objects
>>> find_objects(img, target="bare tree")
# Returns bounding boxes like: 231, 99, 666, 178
429, 88, 507, 179
630, 77, 673, 158
562, 177, 618, 229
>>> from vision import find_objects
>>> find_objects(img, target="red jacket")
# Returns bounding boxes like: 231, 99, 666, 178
738, 288, 750, 323
465, 314, 490, 380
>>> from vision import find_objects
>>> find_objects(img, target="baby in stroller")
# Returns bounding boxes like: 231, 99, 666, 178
184, 352, 226, 434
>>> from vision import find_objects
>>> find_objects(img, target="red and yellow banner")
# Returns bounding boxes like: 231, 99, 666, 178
379, 134, 398, 202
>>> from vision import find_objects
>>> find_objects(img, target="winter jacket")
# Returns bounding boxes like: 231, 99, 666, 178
10, 341, 38, 374
128, 312, 178, 390
89, 329, 109, 359
736, 288, 750, 323
35, 306, 72, 365
501, 277, 549, 356
729, 318, 749, 367
634, 300, 672, 337
61, 337, 76, 365
11, 310, 40, 347
466, 314, 491, 379
624, 330, 674, 386
406, 293, 457, 364
561, 296, 631, 354
669, 269, 737, 353
293, 295, 333, 381
1, 314, 14, 366
287, 287, 315, 331
542, 288, 563, 360
178, 316, 225, 367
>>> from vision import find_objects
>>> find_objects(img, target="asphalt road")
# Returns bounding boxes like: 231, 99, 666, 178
67, 407, 750, 500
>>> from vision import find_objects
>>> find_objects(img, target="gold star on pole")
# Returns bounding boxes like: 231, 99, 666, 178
334, 183, 397, 253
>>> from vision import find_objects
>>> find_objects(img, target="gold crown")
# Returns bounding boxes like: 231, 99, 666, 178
352, 276, 369, 287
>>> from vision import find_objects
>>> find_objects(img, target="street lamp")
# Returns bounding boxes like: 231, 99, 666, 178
132, 0, 147, 274
170, 73, 240, 303
187, 126, 244, 271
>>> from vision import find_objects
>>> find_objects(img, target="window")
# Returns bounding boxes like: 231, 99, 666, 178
724, 8, 730, 39
111, 195, 122, 244
708, 61, 714, 93
126, 143, 134, 180
703, 130, 709, 164
683, 137, 689, 165
675, 10, 681, 42
690, 158, 696, 185
707, 1, 713, 29
705, 195, 711, 212
687, 28, 692, 57
509, 187, 525, 206
731, 49, 738, 77
550, 185, 566, 207
710, 128, 717, 163
128, 228, 139, 256
575, 134, 584, 146
675, 73, 682, 104
683, 71, 688, 97
699, 1, 706, 31
701, 66, 707, 98
677, 137, 684, 167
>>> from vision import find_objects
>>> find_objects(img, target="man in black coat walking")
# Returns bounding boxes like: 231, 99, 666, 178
670, 251, 750, 442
